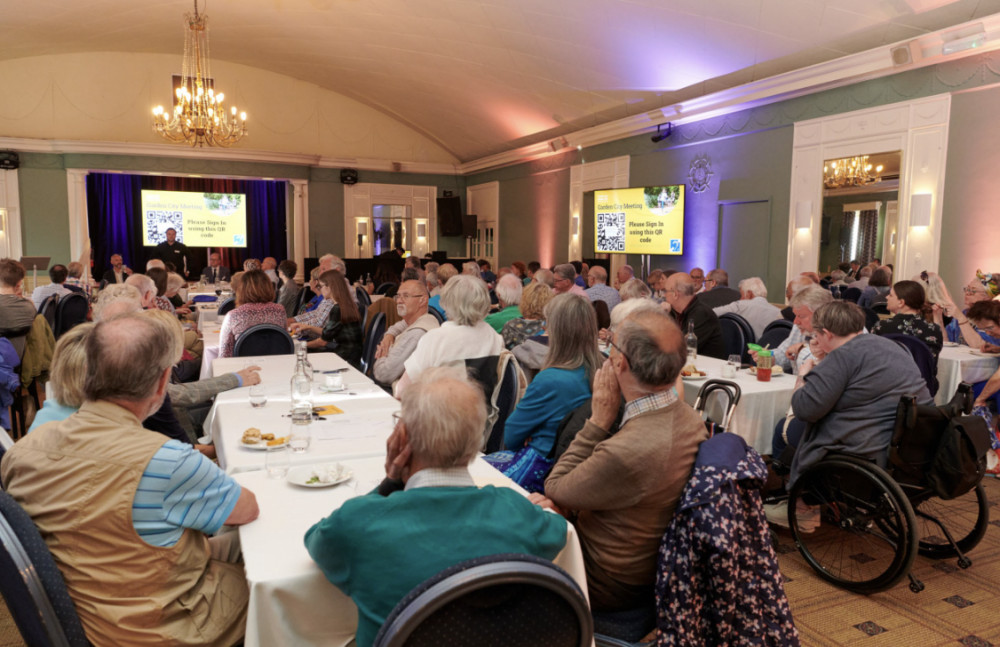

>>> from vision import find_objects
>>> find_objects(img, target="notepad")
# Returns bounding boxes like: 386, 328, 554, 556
313, 405, 345, 416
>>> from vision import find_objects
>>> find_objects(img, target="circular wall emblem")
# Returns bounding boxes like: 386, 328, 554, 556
688, 155, 713, 193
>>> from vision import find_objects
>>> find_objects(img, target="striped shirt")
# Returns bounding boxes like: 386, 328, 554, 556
294, 298, 334, 328
133, 440, 241, 547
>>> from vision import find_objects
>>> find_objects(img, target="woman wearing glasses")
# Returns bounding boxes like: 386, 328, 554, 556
927, 271, 1000, 349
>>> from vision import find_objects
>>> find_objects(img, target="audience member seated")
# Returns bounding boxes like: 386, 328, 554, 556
599, 296, 661, 342
695, 268, 741, 309
0, 259, 39, 359
857, 266, 892, 310
146, 267, 176, 313
485, 274, 523, 332
28, 323, 94, 431
31, 263, 71, 309
711, 276, 782, 339
219, 269, 287, 358
304, 367, 567, 647
873, 280, 943, 359
932, 270, 1000, 349
968, 301, 1000, 419
1, 311, 259, 646
396, 274, 504, 396
769, 285, 833, 373
533, 267, 556, 288
200, 252, 231, 284
261, 257, 279, 284
373, 280, 439, 389
102, 253, 132, 285
614, 264, 634, 290
290, 269, 364, 367
664, 272, 725, 359
852, 264, 873, 289
552, 263, 587, 296
288, 267, 329, 326
501, 281, 553, 350
511, 260, 530, 286
484, 294, 601, 491
64, 262, 88, 293
126, 272, 159, 310
765, 302, 931, 528
277, 259, 300, 317
828, 269, 848, 287
165, 272, 194, 316
534, 309, 707, 611
619, 277, 652, 301
689, 266, 706, 293
585, 265, 621, 311
243, 257, 262, 272
426, 263, 457, 319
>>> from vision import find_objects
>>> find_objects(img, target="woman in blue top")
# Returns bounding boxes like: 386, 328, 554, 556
484, 293, 602, 492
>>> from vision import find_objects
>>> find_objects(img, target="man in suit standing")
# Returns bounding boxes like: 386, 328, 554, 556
200, 252, 232, 284
102, 254, 132, 285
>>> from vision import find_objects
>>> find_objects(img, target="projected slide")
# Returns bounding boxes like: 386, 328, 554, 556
594, 185, 684, 255
141, 190, 247, 247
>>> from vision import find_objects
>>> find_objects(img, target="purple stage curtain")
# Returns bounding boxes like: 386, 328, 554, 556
86, 173, 287, 280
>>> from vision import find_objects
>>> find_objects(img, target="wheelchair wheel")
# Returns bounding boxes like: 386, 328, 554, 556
910, 483, 990, 560
789, 455, 917, 593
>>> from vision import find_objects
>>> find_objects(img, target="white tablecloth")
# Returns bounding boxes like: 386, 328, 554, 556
207, 353, 399, 473
233, 456, 588, 647
198, 327, 222, 379
681, 356, 795, 455
936, 345, 999, 404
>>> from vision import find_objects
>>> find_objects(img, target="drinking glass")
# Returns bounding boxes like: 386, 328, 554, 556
723, 354, 741, 378
289, 413, 312, 453
265, 446, 290, 479
249, 384, 267, 408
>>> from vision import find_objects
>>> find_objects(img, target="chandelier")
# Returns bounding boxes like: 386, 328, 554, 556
152, 1, 247, 147
823, 155, 883, 189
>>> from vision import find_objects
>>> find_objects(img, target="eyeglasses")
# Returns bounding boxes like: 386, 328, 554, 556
395, 293, 423, 300
607, 332, 632, 365
964, 287, 986, 295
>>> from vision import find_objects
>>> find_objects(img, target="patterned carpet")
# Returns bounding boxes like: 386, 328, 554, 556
2, 478, 998, 646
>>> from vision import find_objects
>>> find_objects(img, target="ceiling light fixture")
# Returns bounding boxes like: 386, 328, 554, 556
823, 155, 883, 189
152, 0, 247, 147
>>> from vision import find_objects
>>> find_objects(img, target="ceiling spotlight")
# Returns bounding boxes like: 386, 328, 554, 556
651, 122, 673, 143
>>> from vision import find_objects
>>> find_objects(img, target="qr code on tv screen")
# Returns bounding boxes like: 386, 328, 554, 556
597, 212, 626, 252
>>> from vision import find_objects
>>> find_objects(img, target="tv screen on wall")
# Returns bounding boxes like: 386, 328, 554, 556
593, 185, 685, 255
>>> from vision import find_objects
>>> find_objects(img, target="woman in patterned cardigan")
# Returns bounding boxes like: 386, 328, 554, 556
219, 269, 287, 358
872, 280, 943, 360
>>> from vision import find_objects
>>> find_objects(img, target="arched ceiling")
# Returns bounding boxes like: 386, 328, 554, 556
1, 0, 998, 163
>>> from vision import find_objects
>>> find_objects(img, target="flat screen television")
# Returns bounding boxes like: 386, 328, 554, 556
141, 189, 248, 247
593, 185, 685, 255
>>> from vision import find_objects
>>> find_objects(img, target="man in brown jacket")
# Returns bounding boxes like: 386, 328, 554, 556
536, 309, 708, 611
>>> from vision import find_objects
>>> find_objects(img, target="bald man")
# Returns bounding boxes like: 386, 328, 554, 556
372, 280, 439, 388
586, 265, 621, 311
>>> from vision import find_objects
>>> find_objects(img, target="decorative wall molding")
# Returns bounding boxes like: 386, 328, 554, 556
788, 94, 950, 286
342, 183, 438, 260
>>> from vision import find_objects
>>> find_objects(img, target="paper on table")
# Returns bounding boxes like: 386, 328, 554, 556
313, 405, 344, 416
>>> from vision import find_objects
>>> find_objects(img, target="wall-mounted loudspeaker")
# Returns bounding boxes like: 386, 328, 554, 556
462, 214, 477, 239
0, 151, 19, 170
437, 196, 463, 236
340, 168, 358, 185
890, 42, 921, 66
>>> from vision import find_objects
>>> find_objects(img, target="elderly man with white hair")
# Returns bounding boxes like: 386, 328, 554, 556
485, 274, 523, 332
712, 277, 782, 339
586, 265, 621, 311
305, 367, 567, 647
765, 285, 835, 373
372, 280, 439, 388
125, 273, 158, 309
395, 274, 504, 397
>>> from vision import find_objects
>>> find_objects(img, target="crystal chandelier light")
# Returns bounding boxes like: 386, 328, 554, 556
823, 155, 883, 189
152, 1, 247, 147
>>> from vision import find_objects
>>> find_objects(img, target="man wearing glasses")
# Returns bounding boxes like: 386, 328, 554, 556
552, 263, 588, 297
533, 310, 708, 612
372, 280, 439, 390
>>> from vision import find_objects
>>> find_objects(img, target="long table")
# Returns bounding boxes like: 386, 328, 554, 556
207, 353, 399, 473
935, 344, 999, 404
681, 356, 795, 455
232, 456, 589, 647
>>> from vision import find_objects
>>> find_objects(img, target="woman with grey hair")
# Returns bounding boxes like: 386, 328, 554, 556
485, 274, 523, 332
619, 277, 652, 301
484, 294, 601, 492
394, 274, 503, 397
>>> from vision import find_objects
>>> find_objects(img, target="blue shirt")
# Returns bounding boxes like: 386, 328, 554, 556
133, 440, 242, 547
304, 295, 323, 313
946, 315, 1000, 345
504, 365, 592, 455
28, 399, 78, 433
427, 294, 446, 320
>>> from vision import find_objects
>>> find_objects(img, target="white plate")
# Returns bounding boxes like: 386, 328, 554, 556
241, 438, 289, 451
747, 367, 787, 378
286, 464, 353, 488
316, 384, 347, 394
681, 374, 708, 381
942, 341, 958, 347
970, 349, 1000, 357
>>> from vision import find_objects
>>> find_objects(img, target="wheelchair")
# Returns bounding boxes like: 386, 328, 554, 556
776, 383, 991, 594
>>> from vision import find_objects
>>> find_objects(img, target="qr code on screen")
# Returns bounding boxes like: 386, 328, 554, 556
146, 211, 183, 244
597, 212, 626, 252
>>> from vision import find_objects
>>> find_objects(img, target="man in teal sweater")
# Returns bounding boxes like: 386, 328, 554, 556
304, 367, 568, 647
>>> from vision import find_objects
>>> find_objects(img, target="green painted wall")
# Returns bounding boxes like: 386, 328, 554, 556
19, 154, 70, 263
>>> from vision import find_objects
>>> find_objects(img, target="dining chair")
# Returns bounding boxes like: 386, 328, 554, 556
0, 491, 89, 647
52, 293, 89, 340
373, 553, 592, 647
233, 324, 295, 357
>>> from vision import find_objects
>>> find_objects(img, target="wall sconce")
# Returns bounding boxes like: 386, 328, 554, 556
911, 194, 932, 227
571, 216, 579, 237
794, 200, 812, 229
357, 220, 368, 237
417, 222, 427, 239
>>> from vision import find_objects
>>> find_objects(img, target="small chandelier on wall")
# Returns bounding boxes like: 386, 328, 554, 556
152, 0, 247, 147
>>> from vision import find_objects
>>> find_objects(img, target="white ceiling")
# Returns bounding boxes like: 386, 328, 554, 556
2, 0, 999, 163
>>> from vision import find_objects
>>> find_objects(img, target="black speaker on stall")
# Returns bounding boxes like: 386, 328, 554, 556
437, 196, 463, 236
462, 214, 477, 239
340, 168, 358, 185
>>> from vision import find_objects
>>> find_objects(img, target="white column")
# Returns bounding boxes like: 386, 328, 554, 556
291, 179, 309, 282
0, 169, 22, 259
66, 169, 90, 269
